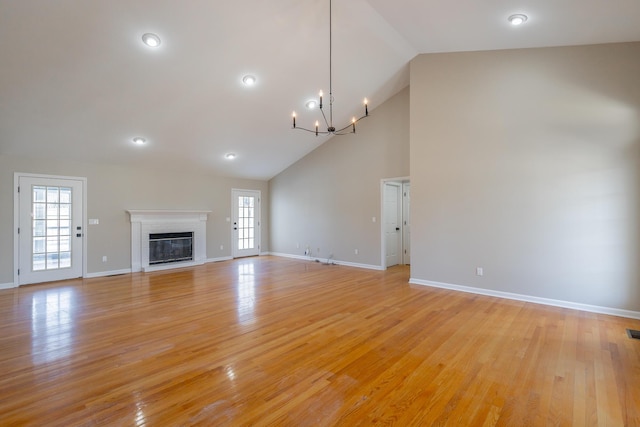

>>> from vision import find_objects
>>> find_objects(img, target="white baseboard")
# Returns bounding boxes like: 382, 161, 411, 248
410, 278, 640, 320
333, 260, 384, 271
270, 252, 384, 271
207, 256, 233, 263
85, 268, 132, 279
0, 282, 16, 290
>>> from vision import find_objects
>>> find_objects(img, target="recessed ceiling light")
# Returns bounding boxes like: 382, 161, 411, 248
225, 153, 236, 160
508, 14, 528, 26
305, 100, 317, 109
142, 33, 161, 47
133, 137, 146, 145
242, 75, 256, 86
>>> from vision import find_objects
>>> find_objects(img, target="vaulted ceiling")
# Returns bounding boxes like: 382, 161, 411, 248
1, 0, 639, 180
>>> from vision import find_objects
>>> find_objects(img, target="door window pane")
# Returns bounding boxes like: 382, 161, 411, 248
60, 204, 70, 219
34, 203, 46, 219
34, 220, 46, 237
33, 186, 46, 203
60, 252, 71, 268
59, 220, 70, 236
47, 220, 59, 236
59, 188, 71, 204
60, 236, 70, 252
47, 204, 58, 218
33, 254, 46, 271
47, 236, 59, 252
33, 237, 45, 253
47, 253, 59, 269
47, 187, 59, 203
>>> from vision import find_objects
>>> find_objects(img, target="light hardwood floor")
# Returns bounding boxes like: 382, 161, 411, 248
1, 256, 639, 426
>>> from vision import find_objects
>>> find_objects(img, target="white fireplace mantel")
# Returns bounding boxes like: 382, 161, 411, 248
127, 210, 211, 272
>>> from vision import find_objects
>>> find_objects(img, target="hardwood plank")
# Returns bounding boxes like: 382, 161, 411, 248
0, 256, 639, 426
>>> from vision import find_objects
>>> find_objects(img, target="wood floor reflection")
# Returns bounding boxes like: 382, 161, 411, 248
1, 256, 639, 426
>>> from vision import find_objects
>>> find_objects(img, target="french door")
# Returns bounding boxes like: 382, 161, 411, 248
231, 189, 261, 258
16, 174, 85, 285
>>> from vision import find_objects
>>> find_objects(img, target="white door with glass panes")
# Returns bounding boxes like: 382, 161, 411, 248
17, 175, 84, 285
232, 189, 261, 258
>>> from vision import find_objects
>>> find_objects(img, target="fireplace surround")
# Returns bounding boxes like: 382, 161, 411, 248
127, 210, 210, 272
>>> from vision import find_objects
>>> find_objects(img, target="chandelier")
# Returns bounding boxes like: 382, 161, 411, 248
291, 0, 369, 136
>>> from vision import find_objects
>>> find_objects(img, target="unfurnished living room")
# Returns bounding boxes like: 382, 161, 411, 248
1, 0, 640, 425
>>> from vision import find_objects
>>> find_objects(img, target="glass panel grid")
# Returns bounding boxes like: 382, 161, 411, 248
237, 196, 255, 250
32, 185, 72, 271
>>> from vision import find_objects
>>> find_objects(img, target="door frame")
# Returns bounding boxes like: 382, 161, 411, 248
380, 177, 410, 270
383, 181, 402, 268
231, 188, 261, 258
13, 172, 88, 287
402, 182, 411, 265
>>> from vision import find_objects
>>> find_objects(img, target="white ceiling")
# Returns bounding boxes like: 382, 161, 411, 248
1, 0, 639, 180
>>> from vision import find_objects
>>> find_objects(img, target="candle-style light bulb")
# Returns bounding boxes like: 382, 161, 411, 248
352, 117, 356, 133
319, 90, 323, 109
364, 98, 369, 116
315, 120, 319, 136
292, 111, 296, 128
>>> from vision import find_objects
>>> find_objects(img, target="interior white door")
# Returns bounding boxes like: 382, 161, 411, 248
402, 182, 411, 265
232, 189, 261, 258
17, 176, 84, 285
384, 182, 401, 267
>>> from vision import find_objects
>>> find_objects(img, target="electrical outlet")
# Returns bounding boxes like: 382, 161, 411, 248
220, 245, 224, 250
102, 256, 107, 262
354, 249, 359, 255
476, 267, 483, 276
296, 243, 299, 249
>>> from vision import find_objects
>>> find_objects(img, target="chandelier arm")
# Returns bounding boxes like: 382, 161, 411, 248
335, 124, 354, 134
334, 114, 370, 133
293, 126, 332, 135
293, 127, 319, 134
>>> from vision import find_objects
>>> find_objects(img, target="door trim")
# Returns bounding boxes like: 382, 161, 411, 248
380, 177, 410, 270
384, 181, 402, 268
402, 182, 411, 265
14, 172, 88, 287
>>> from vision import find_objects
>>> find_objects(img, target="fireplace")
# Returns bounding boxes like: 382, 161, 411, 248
149, 232, 193, 265
127, 210, 210, 272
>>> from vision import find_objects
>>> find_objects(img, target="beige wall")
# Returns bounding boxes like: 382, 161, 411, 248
410, 43, 640, 311
269, 87, 410, 266
0, 155, 269, 284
